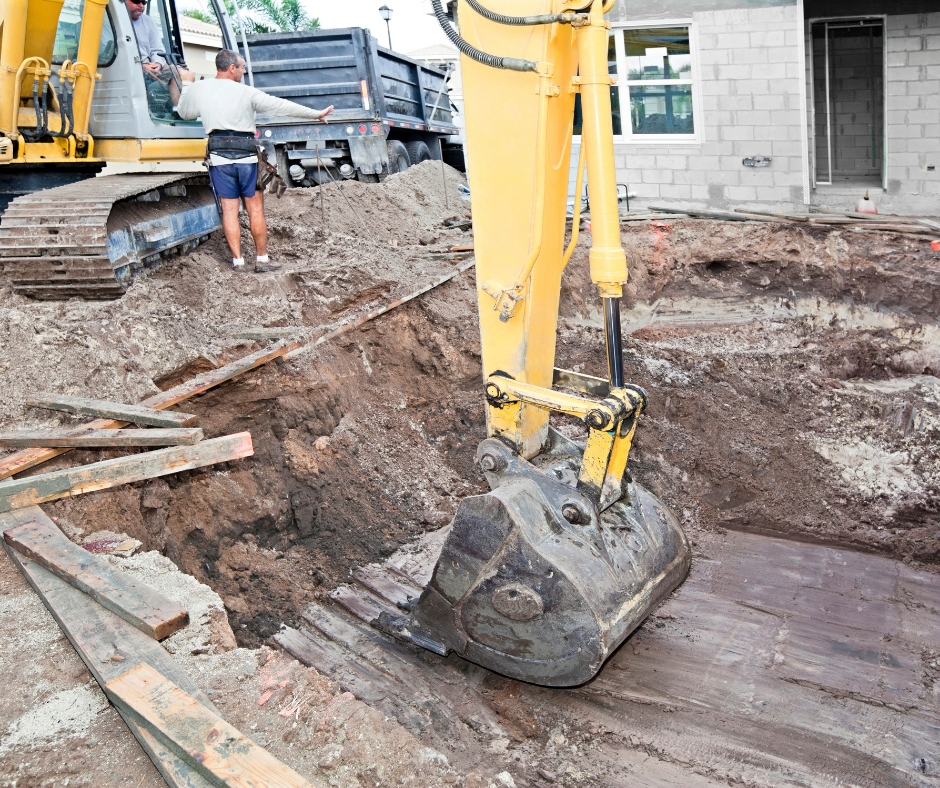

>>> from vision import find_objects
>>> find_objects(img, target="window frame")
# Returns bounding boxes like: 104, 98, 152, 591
610, 18, 703, 146
51, 1, 118, 68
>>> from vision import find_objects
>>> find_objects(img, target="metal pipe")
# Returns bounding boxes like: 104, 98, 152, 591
603, 297, 624, 389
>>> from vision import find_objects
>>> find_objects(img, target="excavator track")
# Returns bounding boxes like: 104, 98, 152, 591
0, 173, 219, 300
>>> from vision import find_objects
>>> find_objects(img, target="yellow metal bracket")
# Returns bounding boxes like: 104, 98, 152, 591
484, 374, 647, 509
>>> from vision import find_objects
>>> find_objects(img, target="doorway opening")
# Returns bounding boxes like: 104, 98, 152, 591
811, 19, 884, 188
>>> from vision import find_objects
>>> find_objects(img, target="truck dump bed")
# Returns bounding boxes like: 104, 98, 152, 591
243, 27, 457, 134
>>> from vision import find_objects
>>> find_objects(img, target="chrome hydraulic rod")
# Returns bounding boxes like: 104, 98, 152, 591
603, 297, 624, 389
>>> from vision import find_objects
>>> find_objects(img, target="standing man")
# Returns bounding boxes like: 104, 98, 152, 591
175, 50, 334, 273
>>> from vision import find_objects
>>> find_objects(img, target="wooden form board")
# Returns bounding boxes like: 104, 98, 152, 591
106, 662, 318, 788
0, 432, 253, 512
0, 428, 204, 448
0, 505, 217, 788
26, 394, 199, 428
0, 340, 300, 481
3, 518, 189, 639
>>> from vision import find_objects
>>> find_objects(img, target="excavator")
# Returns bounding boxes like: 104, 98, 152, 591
338, 0, 690, 687
0, 0, 238, 299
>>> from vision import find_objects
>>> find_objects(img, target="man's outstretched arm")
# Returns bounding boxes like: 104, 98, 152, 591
250, 90, 334, 122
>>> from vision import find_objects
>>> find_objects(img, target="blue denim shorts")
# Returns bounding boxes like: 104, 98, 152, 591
210, 163, 257, 199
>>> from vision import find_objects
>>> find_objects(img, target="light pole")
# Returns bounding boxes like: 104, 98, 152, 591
379, 5, 393, 50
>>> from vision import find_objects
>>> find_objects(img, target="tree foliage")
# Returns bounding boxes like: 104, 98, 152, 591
183, 0, 319, 35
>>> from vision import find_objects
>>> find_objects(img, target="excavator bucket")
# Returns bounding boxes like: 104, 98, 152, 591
389, 433, 690, 686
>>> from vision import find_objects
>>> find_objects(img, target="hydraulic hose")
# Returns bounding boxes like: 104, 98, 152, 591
465, 0, 588, 26
430, 0, 537, 72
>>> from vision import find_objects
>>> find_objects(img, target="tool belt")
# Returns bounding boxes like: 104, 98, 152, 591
206, 131, 286, 197
206, 132, 257, 160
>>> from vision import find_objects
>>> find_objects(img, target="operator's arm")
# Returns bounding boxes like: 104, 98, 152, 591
174, 81, 199, 120
248, 88, 330, 121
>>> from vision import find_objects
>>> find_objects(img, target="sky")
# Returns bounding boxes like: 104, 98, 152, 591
311, 0, 453, 54
184, 0, 454, 56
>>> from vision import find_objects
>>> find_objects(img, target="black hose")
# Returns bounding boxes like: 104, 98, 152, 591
430, 0, 537, 72
465, 0, 588, 26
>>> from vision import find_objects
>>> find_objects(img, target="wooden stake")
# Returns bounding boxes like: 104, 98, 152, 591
0, 428, 203, 448
4, 518, 189, 639
0, 432, 253, 513
0, 341, 299, 482
26, 394, 199, 428
106, 663, 316, 788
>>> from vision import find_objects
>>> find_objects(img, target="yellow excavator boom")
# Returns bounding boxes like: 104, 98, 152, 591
375, 0, 692, 686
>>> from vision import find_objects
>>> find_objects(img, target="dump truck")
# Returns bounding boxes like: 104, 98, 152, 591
239, 28, 462, 187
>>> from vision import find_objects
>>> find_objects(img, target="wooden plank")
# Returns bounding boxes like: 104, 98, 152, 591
0, 428, 204, 448
0, 340, 300, 482
647, 205, 783, 223
810, 206, 921, 223
105, 662, 318, 788
284, 260, 475, 360
3, 518, 189, 639
0, 432, 253, 513
1, 505, 216, 788
26, 394, 199, 428
915, 218, 940, 232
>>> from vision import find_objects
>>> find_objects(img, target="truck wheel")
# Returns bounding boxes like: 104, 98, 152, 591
404, 141, 432, 165
387, 141, 411, 174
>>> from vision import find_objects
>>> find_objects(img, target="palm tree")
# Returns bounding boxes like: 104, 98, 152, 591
182, 0, 319, 34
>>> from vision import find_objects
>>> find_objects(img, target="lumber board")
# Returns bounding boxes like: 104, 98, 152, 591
916, 218, 940, 232
3, 518, 189, 639
0, 340, 300, 482
26, 394, 199, 428
0, 432, 253, 512
647, 205, 784, 223
105, 662, 318, 788
0, 427, 204, 448
1, 505, 216, 788
284, 260, 475, 360
810, 206, 921, 222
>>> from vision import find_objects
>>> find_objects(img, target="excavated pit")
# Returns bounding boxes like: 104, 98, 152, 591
1, 164, 939, 785
16, 208, 937, 653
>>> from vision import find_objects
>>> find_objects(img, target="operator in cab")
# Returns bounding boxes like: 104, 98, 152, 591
124, 0, 194, 110
175, 50, 334, 273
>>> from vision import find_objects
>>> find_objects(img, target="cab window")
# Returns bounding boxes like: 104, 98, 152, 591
52, 0, 117, 67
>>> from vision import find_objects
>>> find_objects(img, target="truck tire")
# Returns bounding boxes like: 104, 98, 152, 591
405, 141, 432, 166
387, 140, 411, 174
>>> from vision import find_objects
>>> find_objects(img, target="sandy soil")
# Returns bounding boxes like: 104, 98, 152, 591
0, 161, 938, 786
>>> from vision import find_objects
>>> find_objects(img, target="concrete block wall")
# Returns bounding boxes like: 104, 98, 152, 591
572, 3, 806, 211
885, 13, 940, 200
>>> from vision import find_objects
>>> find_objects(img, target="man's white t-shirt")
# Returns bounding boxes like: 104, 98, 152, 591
176, 78, 327, 166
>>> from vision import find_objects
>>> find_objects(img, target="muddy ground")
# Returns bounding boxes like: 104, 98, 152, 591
0, 161, 938, 786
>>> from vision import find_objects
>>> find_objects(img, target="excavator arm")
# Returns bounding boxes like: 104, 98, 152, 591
384, 0, 691, 686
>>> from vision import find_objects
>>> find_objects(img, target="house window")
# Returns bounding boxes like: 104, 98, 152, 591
575, 22, 699, 144
622, 26, 695, 137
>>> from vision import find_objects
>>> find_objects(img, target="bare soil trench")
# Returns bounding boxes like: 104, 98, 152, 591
1, 168, 939, 787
